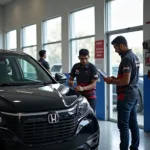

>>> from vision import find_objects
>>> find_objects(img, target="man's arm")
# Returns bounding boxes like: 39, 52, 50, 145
83, 80, 97, 90
75, 79, 97, 92
68, 76, 75, 87
111, 73, 131, 85
104, 58, 132, 85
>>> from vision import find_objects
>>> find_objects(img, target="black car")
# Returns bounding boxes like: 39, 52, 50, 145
0, 50, 99, 150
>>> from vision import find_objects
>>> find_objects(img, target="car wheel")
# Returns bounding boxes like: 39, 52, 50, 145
137, 89, 143, 113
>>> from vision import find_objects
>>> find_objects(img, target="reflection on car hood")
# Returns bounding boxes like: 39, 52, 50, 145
0, 84, 79, 113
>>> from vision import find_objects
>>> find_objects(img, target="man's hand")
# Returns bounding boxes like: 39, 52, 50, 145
68, 80, 74, 87
104, 77, 113, 84
75, 86, 85, 92
111, 76, 117, 80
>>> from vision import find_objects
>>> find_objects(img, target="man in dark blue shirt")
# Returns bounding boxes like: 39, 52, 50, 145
68, 49, 98, 112
38, 50, 50, 73
104, 36, 140, 150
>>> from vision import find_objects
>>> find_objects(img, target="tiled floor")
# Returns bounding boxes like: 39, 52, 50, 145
98, 121, 150, 150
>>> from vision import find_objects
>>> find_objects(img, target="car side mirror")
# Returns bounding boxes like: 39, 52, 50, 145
55, 73, 67, 84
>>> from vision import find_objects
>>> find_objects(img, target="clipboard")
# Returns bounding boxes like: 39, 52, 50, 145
97, 69, 108, 78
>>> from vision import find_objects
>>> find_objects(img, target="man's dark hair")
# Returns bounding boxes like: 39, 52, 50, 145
79, 49, 89, 56
111, 36, 128, 47
39, 50, 46, 57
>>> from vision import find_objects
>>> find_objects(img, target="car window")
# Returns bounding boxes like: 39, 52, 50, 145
0, 57, 14, 83
51, 65, 62, 73
5, 59, 12, 76
18, 59, 38, 80
0, 54, 54, 85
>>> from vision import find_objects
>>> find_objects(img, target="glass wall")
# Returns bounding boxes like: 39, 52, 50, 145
6, 30, 17, 50
22, 24, 37, 59
43, 17, 62, 75
70, 7, 95, 66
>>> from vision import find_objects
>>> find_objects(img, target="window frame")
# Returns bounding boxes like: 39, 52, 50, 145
69, 6, 95, 67
5, 30, 17, 51
106, 0, 143, 32
43, 16, 62, 44
42, 16, 62, 70
22, 24, 37, 59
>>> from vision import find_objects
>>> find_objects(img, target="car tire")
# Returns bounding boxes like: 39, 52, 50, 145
137, 89, 143, 113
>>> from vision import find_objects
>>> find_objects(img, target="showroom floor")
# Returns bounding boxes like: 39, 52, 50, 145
98, 121, 150, 150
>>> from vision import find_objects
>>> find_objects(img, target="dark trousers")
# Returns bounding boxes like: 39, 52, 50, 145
88, 99, 96, 112
117, 97, 140, 150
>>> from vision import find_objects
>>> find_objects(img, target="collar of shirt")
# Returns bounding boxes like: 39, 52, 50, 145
39, 58, 45, 61
78, 63, 90, 69
121, 49, 132, 58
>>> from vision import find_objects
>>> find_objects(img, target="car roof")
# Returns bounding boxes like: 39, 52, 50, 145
0, 49, 26, 55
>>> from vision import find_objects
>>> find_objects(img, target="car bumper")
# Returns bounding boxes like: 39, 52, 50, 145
0, 114, 99, 150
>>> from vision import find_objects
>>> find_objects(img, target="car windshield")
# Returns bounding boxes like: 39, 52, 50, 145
0, 53, 54, 85
51, 65, 62, 73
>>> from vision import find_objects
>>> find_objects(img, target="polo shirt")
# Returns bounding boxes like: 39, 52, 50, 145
69, 62, 98, 100
117, 50, 140, 100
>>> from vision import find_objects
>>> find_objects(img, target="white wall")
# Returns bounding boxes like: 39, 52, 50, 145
3, 0, 105, 73
0, 6, 3, 49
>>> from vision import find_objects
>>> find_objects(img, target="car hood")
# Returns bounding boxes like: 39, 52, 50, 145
0, 84, 80, 113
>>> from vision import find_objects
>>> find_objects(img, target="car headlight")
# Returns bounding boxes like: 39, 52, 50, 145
77, 97, 93, 120
0, 116, 2, 124
0, 114, 5, 126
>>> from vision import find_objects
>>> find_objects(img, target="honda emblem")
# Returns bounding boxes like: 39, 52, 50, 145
48, 112, 59, 124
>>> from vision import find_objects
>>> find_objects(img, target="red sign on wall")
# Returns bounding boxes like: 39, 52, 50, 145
95, 40, 104, 59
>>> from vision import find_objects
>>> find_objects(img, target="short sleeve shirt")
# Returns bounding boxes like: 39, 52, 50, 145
38, 58, 50, 70
117, 50, 140, 97
69, 62, 98, 100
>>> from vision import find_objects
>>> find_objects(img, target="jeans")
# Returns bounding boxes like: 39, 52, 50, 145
117, 96, 140, 150
88, 99, 96, 112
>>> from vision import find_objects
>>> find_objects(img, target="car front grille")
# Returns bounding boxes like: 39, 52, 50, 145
5, 113, 78, 145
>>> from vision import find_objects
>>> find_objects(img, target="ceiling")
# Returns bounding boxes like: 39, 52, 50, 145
0, 0, 14, 6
